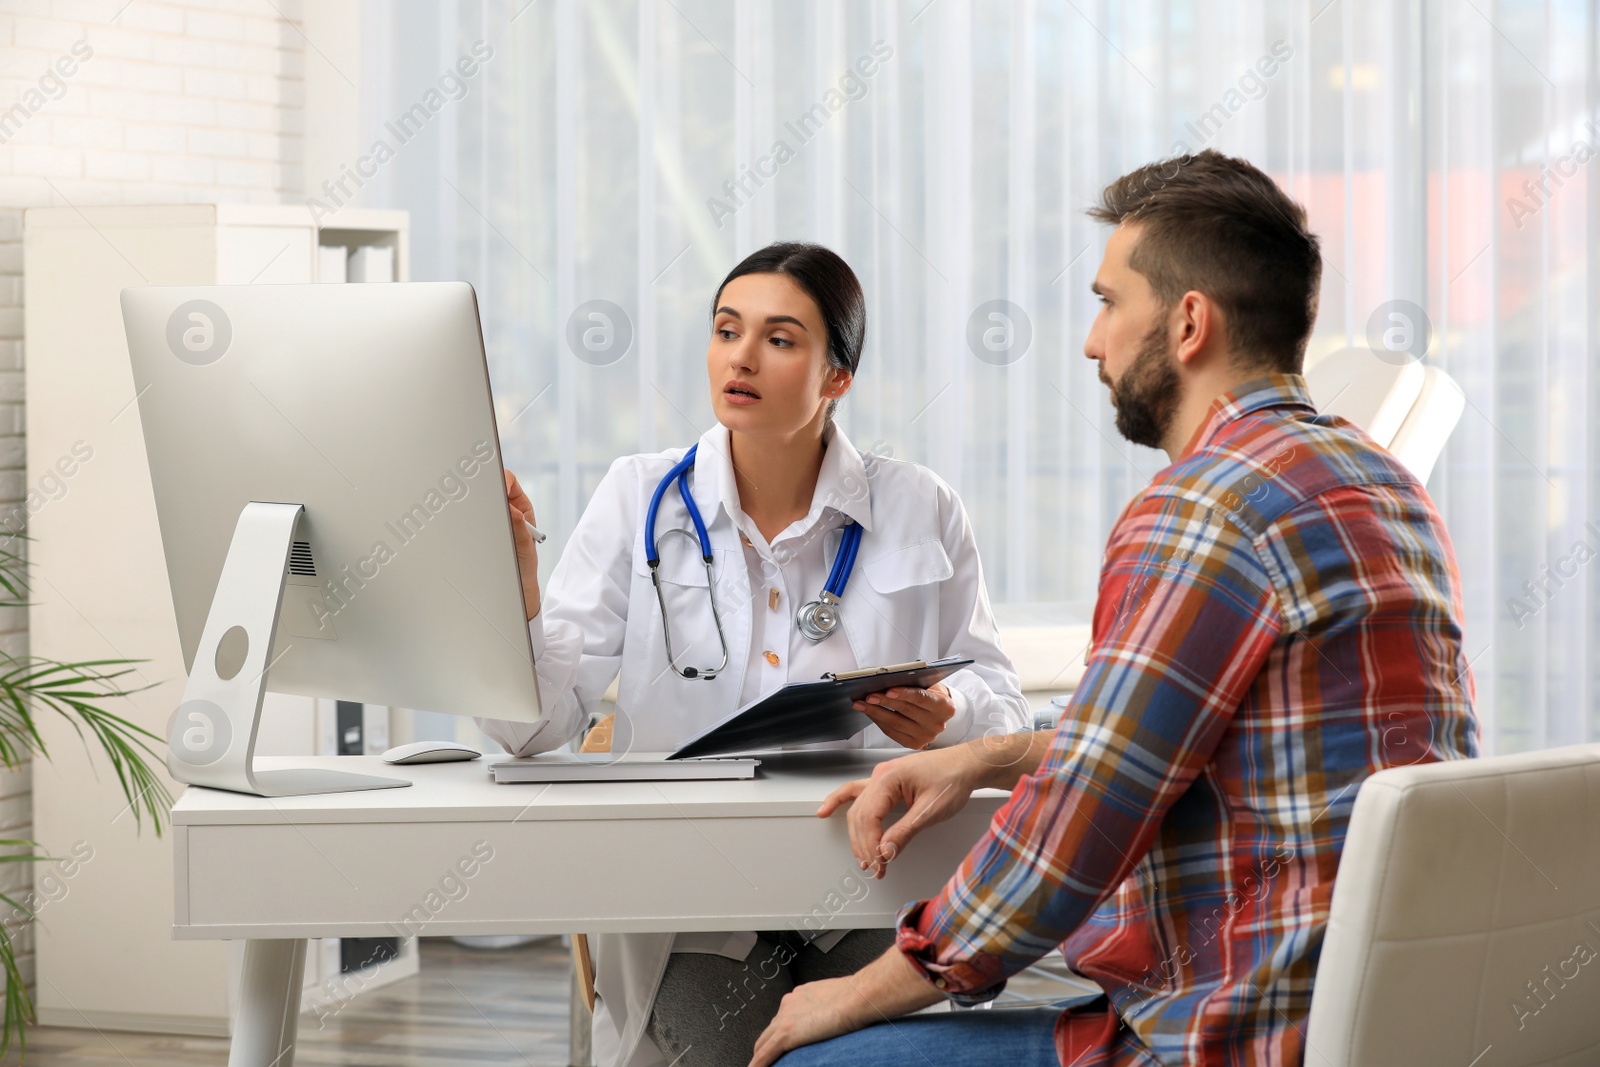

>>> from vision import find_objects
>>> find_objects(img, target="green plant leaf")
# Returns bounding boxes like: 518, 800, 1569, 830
0, 876, 39, 1057
0, 535, 171, 1054
0, 657, 173, 834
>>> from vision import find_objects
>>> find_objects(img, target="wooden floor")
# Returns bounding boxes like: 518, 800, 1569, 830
9, 937, 574, 1066
9, 937, 1096, 1066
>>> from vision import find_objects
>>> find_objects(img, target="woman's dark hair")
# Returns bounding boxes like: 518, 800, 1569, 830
710, 241, 866, 420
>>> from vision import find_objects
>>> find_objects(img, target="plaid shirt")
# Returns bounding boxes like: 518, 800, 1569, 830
896, 374, 1479, 1066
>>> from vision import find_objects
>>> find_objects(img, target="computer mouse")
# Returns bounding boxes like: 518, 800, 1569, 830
380, 740, 482, 765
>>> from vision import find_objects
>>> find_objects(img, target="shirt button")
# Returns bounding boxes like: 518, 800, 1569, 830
935, 978, 948, 989
764, 650, 780, 666
768, 588, 780, 611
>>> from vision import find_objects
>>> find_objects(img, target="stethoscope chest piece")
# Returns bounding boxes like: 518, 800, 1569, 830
794, 520, 862, 643
796, 591, 842, 642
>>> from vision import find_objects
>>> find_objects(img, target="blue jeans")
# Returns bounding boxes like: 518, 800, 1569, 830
776, 998, 1098, 1067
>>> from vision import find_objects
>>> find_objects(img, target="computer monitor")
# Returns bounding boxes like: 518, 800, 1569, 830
120, 281, 541, 796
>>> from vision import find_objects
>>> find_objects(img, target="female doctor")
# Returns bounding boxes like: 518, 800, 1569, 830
479, 242, 1028, 1067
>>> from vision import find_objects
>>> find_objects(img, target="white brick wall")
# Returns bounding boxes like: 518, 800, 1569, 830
0, 0, 311, 1002
0, 206, 26, 992
0, 0, 305, 207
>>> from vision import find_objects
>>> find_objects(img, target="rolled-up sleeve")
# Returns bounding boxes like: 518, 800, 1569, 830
896, 492, 1282, 997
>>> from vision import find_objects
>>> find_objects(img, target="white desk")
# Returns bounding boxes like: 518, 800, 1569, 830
173, 750, 1011, 1067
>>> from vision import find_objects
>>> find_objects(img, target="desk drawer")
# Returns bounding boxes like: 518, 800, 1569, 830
173, 806, 1002, 939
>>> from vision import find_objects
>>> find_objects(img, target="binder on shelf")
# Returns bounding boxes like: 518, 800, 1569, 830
316, 244, 348, 283
347, 244, 395, 283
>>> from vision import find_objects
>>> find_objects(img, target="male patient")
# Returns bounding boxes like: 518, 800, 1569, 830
749, 151, 1479, 1066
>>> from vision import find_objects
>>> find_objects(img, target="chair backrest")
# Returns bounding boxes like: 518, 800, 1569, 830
1303, 346, 1425, 448
1303, 347, 1464, 485
1385, 365, 1465, 485
1306, 743, 1600, 1066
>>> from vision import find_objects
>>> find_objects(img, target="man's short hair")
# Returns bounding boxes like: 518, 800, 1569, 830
1088, 150, 1322, 374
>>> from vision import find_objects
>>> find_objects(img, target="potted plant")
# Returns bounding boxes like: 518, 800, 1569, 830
0, 535, 168, 1057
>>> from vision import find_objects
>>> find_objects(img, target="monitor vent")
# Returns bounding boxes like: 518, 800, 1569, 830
289, 541, 317, 577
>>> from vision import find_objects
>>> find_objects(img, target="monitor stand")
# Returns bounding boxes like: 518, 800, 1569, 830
165, 501, 410, 797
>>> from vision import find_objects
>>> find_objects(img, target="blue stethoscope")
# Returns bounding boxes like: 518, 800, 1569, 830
645, 443, 863, 680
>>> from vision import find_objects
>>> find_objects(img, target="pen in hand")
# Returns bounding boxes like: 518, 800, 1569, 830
525, 520, 547, 544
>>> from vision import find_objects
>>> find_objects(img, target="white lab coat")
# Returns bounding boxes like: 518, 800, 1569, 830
478, 422, 1028, 1067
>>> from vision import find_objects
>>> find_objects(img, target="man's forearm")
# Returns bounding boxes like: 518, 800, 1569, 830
850, 944, 947, 1019
959, 728, 1055, 791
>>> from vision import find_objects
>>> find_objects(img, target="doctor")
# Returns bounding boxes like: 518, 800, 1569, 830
479, 241, 1028, 1067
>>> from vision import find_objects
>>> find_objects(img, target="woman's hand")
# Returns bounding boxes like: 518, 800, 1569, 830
853, 682, 955, 750
505, 469, 542, 620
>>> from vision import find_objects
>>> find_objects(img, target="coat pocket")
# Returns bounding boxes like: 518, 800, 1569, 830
861, 538, 954, 594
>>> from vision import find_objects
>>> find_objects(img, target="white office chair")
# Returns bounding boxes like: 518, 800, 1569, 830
1306, 743, 1600, 1065
1303, 347, 1466, 484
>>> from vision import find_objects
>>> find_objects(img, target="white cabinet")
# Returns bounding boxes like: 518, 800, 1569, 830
24, 204, 416, 1035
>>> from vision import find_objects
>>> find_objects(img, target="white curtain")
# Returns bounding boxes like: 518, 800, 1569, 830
359, 0, 1600, 757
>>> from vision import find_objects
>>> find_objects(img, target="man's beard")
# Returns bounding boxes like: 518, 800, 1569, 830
1100, 319, 1182, 450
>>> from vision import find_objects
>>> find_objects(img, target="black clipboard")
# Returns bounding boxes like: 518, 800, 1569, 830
667, 657, 975, 760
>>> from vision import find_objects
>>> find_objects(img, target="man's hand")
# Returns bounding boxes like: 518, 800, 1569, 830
853, 682, 955, 750
818, 730, 1057, 877
817, 745, 983, 878
748, 948, 941, 1067
505, 469, 542, 620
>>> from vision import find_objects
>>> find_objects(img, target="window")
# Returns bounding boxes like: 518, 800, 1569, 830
361, 0, 1600, 755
